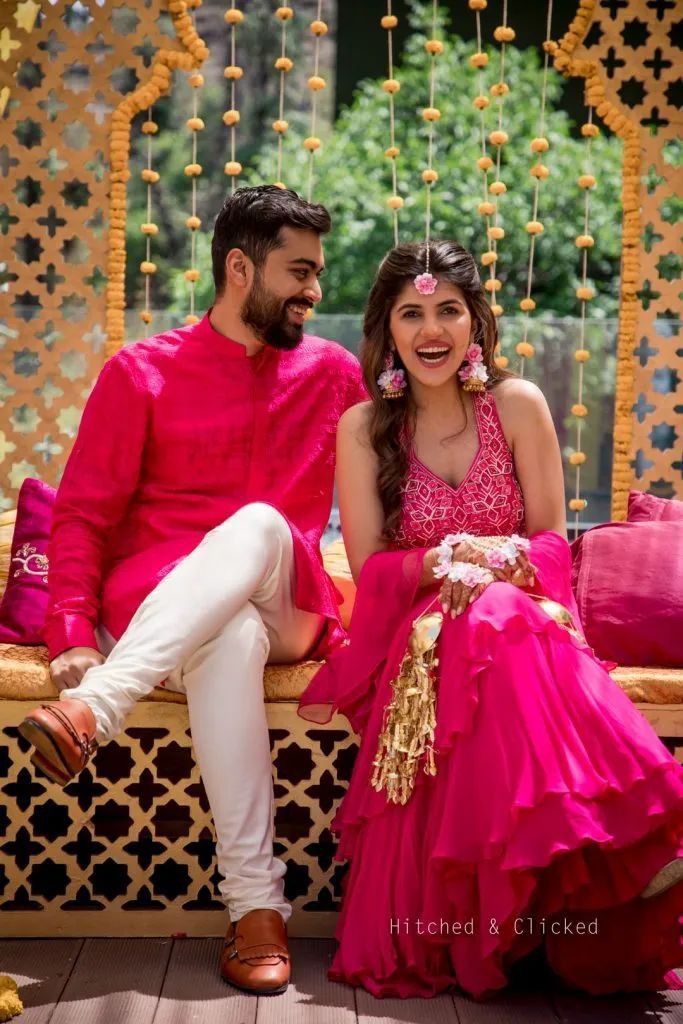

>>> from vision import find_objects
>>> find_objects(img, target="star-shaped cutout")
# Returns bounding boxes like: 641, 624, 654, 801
14, 1, 41, 34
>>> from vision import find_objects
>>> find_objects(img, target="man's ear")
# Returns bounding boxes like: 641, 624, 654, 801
226, 248, 250, 288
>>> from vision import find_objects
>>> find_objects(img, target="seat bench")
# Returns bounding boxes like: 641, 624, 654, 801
1, 511, 681, 938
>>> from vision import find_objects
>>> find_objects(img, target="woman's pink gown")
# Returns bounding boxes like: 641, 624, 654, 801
299, 389, 683, 1000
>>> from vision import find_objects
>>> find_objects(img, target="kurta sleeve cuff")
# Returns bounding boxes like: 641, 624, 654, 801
43, 614, 99, 662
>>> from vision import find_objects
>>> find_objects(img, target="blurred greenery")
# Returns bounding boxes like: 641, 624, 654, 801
126, 0, 623, 324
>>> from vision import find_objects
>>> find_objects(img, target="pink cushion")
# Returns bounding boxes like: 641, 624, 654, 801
0, 478, 56, 644
627, 490, 683, 523
571, 521, 683, 668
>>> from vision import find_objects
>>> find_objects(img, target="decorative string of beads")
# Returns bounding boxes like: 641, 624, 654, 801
223, 4, 245, 190
420, 0, 442, 263
568, 108, 600, 535
468, 2, 492, 277
304, 3, 326, 201
486, 1, 514, 322
139, 104, 158, 328
182, 2, 206, 327
382, 3, 401, 243
468, 0, 511, 362
516, 0, 554, 376
273, 4, 294, 187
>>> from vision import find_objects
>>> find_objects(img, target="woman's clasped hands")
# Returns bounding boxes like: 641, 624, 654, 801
422, 532, 537, 619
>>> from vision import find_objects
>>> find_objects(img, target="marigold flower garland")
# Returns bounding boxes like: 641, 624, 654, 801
223, 2, 245, 193
382, 2, 402, 245
139, 106, 159, 329
475, 0, 513, 320
304, 3, 327, 201
106, 0, 208, 357
273, 5, 294, 188
565, 106, 599, 534
421, 2, 443, 257
183, 0, 206, 326
552, 0, 640, 522
516, 0, 555, 374
468, 0, 511, 367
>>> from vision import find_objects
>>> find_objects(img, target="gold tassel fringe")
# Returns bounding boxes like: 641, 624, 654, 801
371, 610, 443, 805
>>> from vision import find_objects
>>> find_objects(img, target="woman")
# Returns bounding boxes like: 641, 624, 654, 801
299, 241, 683, 1000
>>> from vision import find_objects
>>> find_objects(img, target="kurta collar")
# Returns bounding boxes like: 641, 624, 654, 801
194, 307, 275, 363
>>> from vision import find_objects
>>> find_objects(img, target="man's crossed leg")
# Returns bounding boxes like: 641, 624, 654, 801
20, 502, 324, 995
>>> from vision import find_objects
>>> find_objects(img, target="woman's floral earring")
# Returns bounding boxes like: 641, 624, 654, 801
458, 338, 488, 392
377, 350, 407, 399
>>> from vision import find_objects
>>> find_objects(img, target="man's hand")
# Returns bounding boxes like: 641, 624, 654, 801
49, 647, 105, 692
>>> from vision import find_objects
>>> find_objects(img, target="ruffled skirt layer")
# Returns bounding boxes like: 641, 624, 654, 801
325, 583, 683, 1000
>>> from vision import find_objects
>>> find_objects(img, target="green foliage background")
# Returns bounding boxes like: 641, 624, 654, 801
127, 1, 623, 323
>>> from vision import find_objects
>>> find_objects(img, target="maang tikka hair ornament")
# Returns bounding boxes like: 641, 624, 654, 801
412, 0, 486, 394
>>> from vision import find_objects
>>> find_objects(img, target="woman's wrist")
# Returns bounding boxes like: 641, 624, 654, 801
419, 548, 442, 589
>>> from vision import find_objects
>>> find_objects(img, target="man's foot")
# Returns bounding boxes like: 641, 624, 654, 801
18, 698, 97, 787
640, 857, 683, 899
220, 909, 290, 995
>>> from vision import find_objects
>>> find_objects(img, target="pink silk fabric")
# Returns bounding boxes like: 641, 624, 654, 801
298, 396, 683, 999
393, 388, 525, 547
43, 312, 366, 660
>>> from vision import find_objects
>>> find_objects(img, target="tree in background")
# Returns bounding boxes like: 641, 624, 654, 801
244, 2, 622, 322
130, 1, 622, 328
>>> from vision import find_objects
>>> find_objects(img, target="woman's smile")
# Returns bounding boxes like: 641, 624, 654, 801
414, 343, 452, 368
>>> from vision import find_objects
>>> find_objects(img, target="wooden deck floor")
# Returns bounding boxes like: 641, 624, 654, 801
1, 938, 681, 1024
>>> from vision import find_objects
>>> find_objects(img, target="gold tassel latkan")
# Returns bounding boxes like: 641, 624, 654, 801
371, 610, 443, 805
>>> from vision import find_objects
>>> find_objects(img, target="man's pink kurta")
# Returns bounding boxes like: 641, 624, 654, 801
43, 312, 366, 661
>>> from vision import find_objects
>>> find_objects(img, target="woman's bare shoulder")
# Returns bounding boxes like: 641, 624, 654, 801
338, 399, 374, 442
492, 376, 546, 407
490, 378, 550, 447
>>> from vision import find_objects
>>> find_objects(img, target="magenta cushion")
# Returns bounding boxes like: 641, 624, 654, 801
627, 489, 683, 523
0, 478, 56, 644
571, 521, 683, 668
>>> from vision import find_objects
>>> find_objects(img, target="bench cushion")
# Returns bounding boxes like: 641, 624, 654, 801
1, 508, 682, 706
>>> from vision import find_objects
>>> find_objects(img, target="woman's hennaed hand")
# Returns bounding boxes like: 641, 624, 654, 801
439, 577, 492, 618
454, 538, 536, 588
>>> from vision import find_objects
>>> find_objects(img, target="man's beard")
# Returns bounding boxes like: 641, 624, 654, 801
240, 271, 308, 351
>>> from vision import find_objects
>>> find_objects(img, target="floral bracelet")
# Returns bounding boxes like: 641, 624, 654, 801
432, 531, 531, 581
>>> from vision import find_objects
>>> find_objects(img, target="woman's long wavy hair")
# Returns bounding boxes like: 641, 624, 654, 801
361, 240, 515, 542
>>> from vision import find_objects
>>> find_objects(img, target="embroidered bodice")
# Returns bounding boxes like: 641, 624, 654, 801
392, 389, 526, 548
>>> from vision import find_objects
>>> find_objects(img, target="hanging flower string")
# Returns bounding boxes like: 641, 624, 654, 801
139, 106, 159, 329
181, 0, 206, 326
467, 0, 509, 367
273, 5, 294, 188
516, 0, 554, 373
553, 0, 637, 522
420, 0, 443, 284
485, 0, 514, 320
382, 2, 402, 245
223, 2, 245, 192
304, 3, 327, 201
568, 106, 599, 535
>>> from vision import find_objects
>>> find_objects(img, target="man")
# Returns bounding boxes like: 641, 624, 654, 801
19, 185, 366, 995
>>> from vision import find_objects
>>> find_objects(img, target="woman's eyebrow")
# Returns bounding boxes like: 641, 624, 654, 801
396, 298, 463, 312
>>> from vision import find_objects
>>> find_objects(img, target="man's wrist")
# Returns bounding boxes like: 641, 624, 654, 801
43, 614, 98, 662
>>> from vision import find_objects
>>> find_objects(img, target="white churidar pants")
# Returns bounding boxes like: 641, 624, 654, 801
60, 502, 324, 924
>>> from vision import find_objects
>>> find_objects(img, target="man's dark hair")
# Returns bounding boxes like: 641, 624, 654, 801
211, 185, 331, 295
